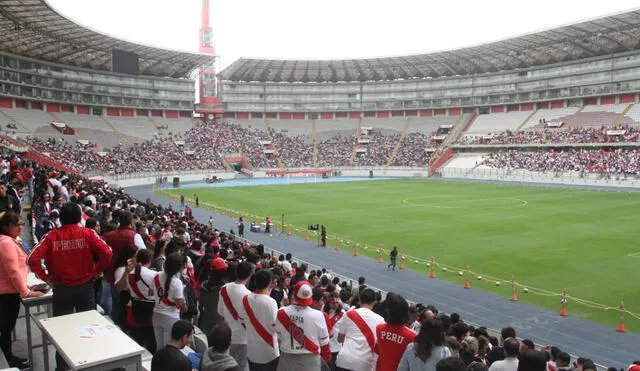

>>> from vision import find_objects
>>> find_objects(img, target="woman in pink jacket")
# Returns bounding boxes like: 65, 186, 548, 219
0, 212, 44, 369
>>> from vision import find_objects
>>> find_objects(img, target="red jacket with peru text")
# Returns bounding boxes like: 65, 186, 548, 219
28, 224, 112, 286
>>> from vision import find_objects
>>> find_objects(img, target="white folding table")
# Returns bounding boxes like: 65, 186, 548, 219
37, 310, 144, 371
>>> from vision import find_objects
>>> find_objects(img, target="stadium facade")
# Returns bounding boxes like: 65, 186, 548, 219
217, 9, 640, 120
0, 0, 212, 118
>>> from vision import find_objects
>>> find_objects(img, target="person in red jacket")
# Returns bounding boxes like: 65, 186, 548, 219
28, 202, 112, 371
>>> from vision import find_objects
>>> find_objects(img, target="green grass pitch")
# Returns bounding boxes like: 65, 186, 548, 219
161, 179, 640, 331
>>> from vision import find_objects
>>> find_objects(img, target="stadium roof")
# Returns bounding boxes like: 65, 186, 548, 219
0, 0, 213, 78
219, 9, 640, 83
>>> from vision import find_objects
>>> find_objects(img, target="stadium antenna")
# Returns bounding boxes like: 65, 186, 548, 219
195, 0, 225, 118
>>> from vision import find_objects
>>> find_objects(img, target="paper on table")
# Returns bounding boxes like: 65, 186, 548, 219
75, 324, 110, 339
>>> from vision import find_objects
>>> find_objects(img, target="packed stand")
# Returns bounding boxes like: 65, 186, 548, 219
458, 127, 640, 146
270, 130, 314, 168
481, 149, 640, 176
26, 137, 218, 175
394, 132, 436, 166
176, 121, 277, 169
352, 131, 401, 166
317, 134, 355, 167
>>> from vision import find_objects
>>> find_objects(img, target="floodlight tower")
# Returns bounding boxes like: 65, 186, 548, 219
195, 0, 224, 116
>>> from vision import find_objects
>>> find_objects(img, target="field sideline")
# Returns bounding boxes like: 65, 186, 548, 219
161, 179, 640, 331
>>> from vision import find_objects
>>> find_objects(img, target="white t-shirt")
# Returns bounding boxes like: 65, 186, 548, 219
328, 310, 345, 353
489, 357, 520, 371
134, 233, 146, 250
276, 305, 329, 355
152, 272, 184, 319
335, 307, 385, 371
242, 293, 280, 364
127, 266, 158, 303
217, 282, 251, 345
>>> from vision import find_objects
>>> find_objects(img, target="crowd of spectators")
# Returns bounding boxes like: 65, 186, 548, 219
0, 152, 636, 371
22, 121, 447, 174
394, 132, 435, 167
352, 131, 401, 166
481, 149, 640, 176
459, 126, 640, 146
270, 130, 314, 168
317, 134, 355, 167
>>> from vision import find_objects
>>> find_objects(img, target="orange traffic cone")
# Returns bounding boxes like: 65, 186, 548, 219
560, 289, 569, 316
287, 231, 292, 236
510, 276, 519, 302
377, 250, 384, 263
334, 242, 340, 251
353, 246, 360, 256
616, 300, 627, 333
304, 234, 309, 241
428, 257, 436, 278
463, 265, 471, 289
399, 256, 406, 270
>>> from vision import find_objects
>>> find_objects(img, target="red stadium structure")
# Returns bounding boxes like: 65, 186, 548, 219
195, 0, 225, 116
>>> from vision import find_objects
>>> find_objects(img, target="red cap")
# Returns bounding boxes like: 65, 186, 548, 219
293, 281, 314, 306
209, 258, 228, 271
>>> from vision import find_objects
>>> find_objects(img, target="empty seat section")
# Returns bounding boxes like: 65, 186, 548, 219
568, 104, 630, 128
107, 117, 158, 142
0, 107, 52, 132
443, 153, 488, 170
520, 107, 579, 130
466, 111, 530, 134
269, 119, 314, 137
620, 103, 640, 125
157, 118, 194, 136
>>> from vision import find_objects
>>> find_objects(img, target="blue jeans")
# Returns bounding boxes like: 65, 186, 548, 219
100, 280, 112, 316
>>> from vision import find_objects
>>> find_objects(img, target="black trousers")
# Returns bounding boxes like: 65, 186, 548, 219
129, 327, 156, 354
249, 357, 279, 371
52, 281, 95, 369
0, 293, 21, 361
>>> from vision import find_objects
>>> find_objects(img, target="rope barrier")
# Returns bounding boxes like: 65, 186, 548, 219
163, 193, 640, 327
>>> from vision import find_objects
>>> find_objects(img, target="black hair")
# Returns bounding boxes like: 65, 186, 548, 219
451, 321, 469, 340
170, 319, 194, 340
312, 287, 326, 302
153, 239, 168, 260
207, 321, 232, 353
163, 253, 184, 298
118, 210, 133, 227
85, 217, 99, 230
236, 261, 253, 281
385, 292, 409, 325
413, 318, 445, 362
436, 357, 467, 371
253, 269, 273, 291
501, 326, 516, 341
517, 351, 548, 371
114, 246, 136, 269
360, 288, 376, 304
165, 237, 187, 256
134, 249, 154, 281
60, 202, 82, 225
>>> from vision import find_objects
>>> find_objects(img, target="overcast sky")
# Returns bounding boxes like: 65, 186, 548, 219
48, 0, 639, 72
